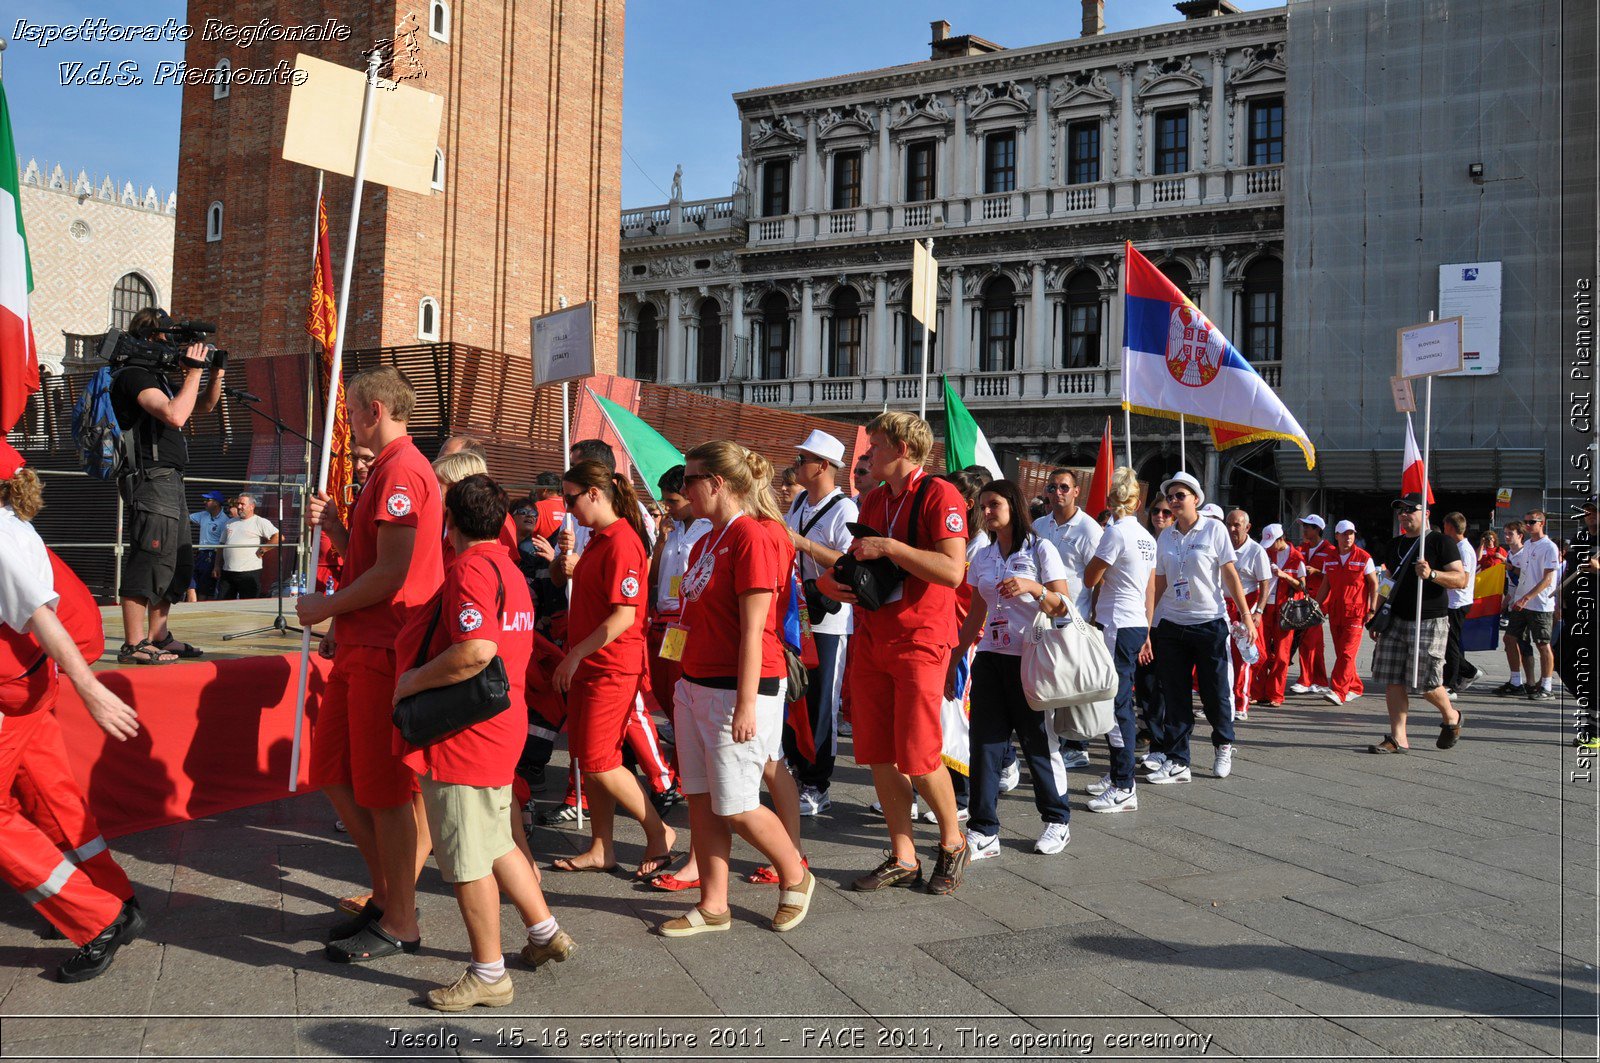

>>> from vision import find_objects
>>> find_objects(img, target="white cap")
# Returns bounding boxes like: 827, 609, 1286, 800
1300, 514, 1326, 530
796, 429, 846, 468
1335, 519, 1357, 534
1260, 522, 1285, 547
1199, 503, 1224, 521
1158, 471, 1205, 507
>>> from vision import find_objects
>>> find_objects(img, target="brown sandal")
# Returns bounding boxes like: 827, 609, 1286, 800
1367, 735, 1409, 754
1437, 712, 1463, 750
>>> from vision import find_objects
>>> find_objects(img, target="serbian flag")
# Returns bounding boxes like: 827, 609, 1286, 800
0, 84, 40, 433
1401, 413, 1435, 503
1461, 559, 1505, 652
1121, 242, 1315, 468
306, 192, 354, 528
1085, 417, 1113, 516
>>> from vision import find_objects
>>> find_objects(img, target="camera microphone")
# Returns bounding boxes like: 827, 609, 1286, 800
224, 384, 262, 403
176, 320, 218, 334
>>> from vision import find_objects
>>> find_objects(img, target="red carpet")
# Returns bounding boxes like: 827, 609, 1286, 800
54, 653, 333, 838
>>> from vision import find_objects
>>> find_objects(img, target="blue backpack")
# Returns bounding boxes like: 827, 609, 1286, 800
72, 366, 134, 481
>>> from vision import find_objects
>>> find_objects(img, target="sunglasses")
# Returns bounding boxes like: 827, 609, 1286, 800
1047, 484, 1074, 493
1524, 518, 1543, 524
1151, 508, 1173, 516
512, 508, 536, 517
1165, 492, 1191, 503
682, 473, 714, 487
562, 492, 585, 508
794, 455, 824, 467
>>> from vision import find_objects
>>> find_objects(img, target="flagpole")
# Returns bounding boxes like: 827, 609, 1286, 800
1410, 311, 1435, 690
919, 238, 935, 421
560, 378, 578, 830
303, 169, 323, 590
290, 49, 383, 792
1179, 413, 1187, 472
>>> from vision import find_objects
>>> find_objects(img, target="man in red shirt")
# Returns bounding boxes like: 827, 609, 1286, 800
816, 413, 971, 895
1291, 515, 1336, 695
1254, 523, 1306, 708
298, 366, 444, 963
1315, 519, 1378, 705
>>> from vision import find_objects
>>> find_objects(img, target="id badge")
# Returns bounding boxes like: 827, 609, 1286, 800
659, 624, 688, 661
669, 575, 683, 599
1376, 573, 1395, 601
1173, 579, 1192, 602
989, 617, 1011, 649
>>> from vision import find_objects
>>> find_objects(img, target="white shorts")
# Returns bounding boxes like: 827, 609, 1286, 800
768, 679, 787, 762
673, 678, 785, 817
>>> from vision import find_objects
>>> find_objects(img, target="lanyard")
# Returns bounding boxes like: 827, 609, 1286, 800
878, 469, 924, 540
694, 513, 742, 568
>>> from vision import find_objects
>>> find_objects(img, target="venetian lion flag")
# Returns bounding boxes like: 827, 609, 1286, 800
306, 192, 353, 526
1401, 413, 1435, 503
1121, 242, 1314, 468
0, 84, 40, 433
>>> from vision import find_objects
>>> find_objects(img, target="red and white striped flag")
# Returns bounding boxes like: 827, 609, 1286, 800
1401, 412, 1435, 503
0, 83, 40, 433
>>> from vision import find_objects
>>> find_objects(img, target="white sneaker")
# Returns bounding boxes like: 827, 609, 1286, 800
1087, 772, 1114, 796
870, 798, 919, 819
1146, 760, 1192, 785
1033, 822, 1071, 854
1087, 785, 1139, 813
1139, 751, 1168, 773
967, 830, 1000, 860
1289, 683, 1313, 695
1343, 691, 1362, 703
1213, 744, 1235, 779
837, 720, 853, 737
998, 761, 1021, 792
1061, 748, 1091, 770
922, 805, 969, 824
1312, 685, 1331, 694
1322, 690, 1343, 706
798, 786, 831, 816
1235, 706, 1249, 721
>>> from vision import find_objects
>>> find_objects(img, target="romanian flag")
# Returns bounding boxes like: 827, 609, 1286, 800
0, 84, 40, 433
1461, 559, 1505, 652
1121, 242, 1315, 468
306, 192, 353, 527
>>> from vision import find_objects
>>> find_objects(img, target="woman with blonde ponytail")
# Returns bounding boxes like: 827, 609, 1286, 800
550, 461, 677, 877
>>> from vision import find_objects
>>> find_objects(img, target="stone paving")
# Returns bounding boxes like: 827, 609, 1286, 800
0, 644, 1595, 1062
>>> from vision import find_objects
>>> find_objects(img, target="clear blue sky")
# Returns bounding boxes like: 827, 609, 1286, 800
3, 1, 1277, 205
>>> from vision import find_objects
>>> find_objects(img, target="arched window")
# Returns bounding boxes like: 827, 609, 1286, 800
1062, 271, 1101, 369
1158, 260, 1193, 302
431, 149, 445, 191
206, 201, 223, 242
1242, 256, 1282, 362
828, 287, 861, 377
213, 58, 231, 100
980, 276, 1017, 372
635, 304, 660, 382
418, 297, 440, 341
758, 293, 790, 380
110, 273, 156, 331
429, 1, 451, 42
696, 298, 721, 383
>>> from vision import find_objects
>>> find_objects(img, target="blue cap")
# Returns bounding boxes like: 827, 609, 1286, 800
202, 490, 225, 503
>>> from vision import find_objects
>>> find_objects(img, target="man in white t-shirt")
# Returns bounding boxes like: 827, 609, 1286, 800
1440, 512, 1481, 693
1224, 509, 1273, 720
783, 430, 858, 815
1031, 468, 1102, 768
216, 492, 279, 600
1498, 509, 1560, 700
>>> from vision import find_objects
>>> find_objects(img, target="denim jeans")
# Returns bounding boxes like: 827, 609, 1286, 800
967, 652, 1069, 837
1104, 626, 1148, 789
1153, 618, 1234, 768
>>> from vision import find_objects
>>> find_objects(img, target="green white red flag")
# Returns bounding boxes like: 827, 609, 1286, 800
0, 83, 40, 433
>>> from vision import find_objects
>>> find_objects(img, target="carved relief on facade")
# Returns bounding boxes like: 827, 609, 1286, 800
817, 104, 877, 136
892, 93, 952, 129
752, 114, 803, 146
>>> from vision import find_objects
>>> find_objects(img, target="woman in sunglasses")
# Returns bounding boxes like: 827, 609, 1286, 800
549, 460, 678, 879
1144, 472, 1257, 785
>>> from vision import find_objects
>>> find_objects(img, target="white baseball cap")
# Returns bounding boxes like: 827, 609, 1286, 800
796, 429, 846, 468
1159, 471, 1205, 507
1334, 519, 1357, 534
1299, 514, 1326, 530
1260, 523, 1285, 547
1199, 503, 1224, 521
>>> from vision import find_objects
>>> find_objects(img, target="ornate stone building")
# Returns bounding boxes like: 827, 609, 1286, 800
16, 159, 176, 373
619, 0, 1287, 492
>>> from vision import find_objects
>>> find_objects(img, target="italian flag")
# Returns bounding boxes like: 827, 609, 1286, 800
942, 375, 1001, 480
0, 82, 39, 434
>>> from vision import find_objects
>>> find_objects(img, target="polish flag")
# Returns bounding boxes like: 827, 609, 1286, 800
1402, 413, 1435, 503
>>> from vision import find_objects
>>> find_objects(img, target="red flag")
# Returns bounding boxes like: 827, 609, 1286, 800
1085, 417, 1113, 517
1401, 413, 1434, 503
306, 193, 354, 527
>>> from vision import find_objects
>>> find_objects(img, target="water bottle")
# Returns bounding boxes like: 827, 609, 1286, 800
1231, 621, 1261, 665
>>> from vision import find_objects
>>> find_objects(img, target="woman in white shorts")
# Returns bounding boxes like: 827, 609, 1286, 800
659, 441, 814, 936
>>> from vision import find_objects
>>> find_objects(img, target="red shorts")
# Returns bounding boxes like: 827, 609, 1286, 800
568, 668, 642, 774
848, 636, 948, 776
309, 644, 413, 809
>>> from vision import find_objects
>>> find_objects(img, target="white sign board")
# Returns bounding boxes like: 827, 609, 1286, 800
282, 54, 444, 196
1396, 317, 1464, 379
911, 241, 939, 331
531, 302, 597, 387
1438, 261, 1502, 376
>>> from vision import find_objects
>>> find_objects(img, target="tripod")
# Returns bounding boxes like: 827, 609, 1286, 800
223, 385, 316, 640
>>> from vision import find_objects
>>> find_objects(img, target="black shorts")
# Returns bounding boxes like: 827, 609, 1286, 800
123, 473, 194, 605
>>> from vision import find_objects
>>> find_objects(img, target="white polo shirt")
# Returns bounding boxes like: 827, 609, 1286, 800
1032, 507, 1103, 618
1154, 517, 1239, 625
1091, 515, 1156, 632
967, 534, 1068, 656
785, 488, 858, 637
1511, 537, 1560, 612
656, 517, 712, 617
1448, 537, 1477, 610
1231, 538, 1273, 601
0, 506, 57, 635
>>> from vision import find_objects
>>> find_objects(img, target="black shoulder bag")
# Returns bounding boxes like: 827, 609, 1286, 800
1366, 538, 1420, 638
392, 564, 513, 746
797, 492, 847, 618
833, 476, 935, 611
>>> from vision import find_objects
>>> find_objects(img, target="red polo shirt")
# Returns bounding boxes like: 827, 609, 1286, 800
680, 514, 784, 679
533, 498, 566, 542
853, 470, 968, 646
567, 519, 648, 678
338, 435, 444, 647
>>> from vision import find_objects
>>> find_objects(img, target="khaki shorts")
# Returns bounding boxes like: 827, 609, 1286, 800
418, 774, 515, 884
1504, 609, 1554, 645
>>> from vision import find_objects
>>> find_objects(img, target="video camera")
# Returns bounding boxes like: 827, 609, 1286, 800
99, 311, 229, 372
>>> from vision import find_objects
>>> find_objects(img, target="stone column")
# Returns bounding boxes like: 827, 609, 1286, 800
876, 99, 894, 226
1117, 62, 1136, 178
728, 282, 745, 380
872, 272, 891, 376
952, 89, 969, 199
798, 280, 818, 377
664, 288, 682, 382
1207, 49, 1227, 200
1033, 78, 1051, 187
1207, 246, 1225, 324
948, 266, 966, 371
1029, 260, 1049, 371
803, 110, 821, 214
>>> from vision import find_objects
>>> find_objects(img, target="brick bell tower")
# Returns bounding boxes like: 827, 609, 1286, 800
170, 0, 625, 439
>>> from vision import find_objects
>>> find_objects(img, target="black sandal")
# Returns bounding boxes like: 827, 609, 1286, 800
152, 634, 204, 659
118, 640, 178, 665
1367, 735, 1409, 754
324, 920, 420, 963
1437, 711, 1464, 750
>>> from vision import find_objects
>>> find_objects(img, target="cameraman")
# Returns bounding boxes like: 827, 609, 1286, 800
112, 308, 225, 664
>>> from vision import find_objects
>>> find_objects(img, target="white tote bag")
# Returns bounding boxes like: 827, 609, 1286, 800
1020, 594, 1117, 738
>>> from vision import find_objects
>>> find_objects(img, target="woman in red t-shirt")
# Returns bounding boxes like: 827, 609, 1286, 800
550, 460, 677, 878
658, 441, 813, 937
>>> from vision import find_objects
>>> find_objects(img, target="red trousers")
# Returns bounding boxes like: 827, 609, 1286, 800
1, 707, 133, 946
557, 687, 676, 808
1226, 600, 1265, 715
1255, 602, 1295, 705
1326, 617, 1366, 701
646, 622, 683, 724
1295, 621, 1330, 689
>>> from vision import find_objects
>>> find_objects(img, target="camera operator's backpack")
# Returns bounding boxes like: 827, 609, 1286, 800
72, 365, 134, 481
